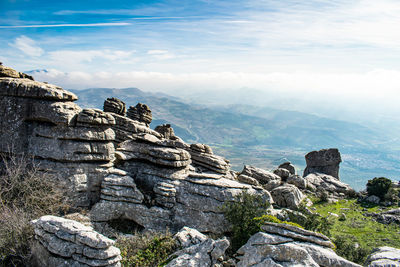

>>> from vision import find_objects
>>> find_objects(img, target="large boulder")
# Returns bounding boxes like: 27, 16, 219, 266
238, 165, 281, 190
278, 161, 296, 175
365, 246, 400, 267
271, 184, 305, 210
103, 97, 126, 116
305, 173, 354, 200
187, 143, 230, 174
31, 215, 121, 267
127, 103, 152, 126
237, 222, 361, 267
304, 148, 342, 179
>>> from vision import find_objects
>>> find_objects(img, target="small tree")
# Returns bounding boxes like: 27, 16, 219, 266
221, 191, 270, 251
366, 177, 392, 199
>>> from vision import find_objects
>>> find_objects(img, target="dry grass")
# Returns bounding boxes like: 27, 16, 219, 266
0, 153, 71, 266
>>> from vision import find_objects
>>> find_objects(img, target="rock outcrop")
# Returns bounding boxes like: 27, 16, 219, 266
238, 165, 282, 190
365, 208, 400, 225
278, 161, 296, 175
305, 173, 355, 200
188, 143, 231, 175
166, 227, 230, 267
103, 97, 126, 116
304, 148, 342, 179
365, 246, 400, 267
31, 215, 121, 267
271, 184, 305, 210
127, 103, 152, 126
237, 222, 361, 267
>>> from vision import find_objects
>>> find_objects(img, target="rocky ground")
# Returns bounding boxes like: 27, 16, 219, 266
1, 63, 399, 267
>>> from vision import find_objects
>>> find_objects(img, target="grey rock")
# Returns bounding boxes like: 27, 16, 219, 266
304, 148, 342, 179
174, 227, 208, 248
365, 208, 400, 225
31, 215, 121, 267
166, 236, 229, 267
100, 174, 144, 203
103, 97, 126, 116
155, 124, 176, 139
287, 174, 307, 189
365, 246, 400, 267
305, 173, 354, 199
237, 225, 360, 267
77, 109, 115, 126
271, 184, 305, 210
366, 195, 381, 204
127, 103, 152, 126
0, 77, 77, 101
238, 165, 282, 190
273, 168, 291, 180
278, 161, 296, 175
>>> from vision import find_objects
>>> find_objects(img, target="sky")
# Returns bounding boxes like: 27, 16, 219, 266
1, 0, 400, 123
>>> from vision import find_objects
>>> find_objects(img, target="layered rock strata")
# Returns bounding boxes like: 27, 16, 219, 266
187, 143, 231, 175
304, 148, 342, 179
365, 246, 400, 267
31, 215, 121, 267
127, 103, 152, 126
103, 97, 126, 116
237, 222, 360, 267
0, 69, 116, 206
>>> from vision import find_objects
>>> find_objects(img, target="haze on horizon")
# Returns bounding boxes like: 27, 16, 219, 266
1, 0, 400, 126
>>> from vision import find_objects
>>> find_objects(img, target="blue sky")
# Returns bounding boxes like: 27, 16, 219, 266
1, 0, 400, 121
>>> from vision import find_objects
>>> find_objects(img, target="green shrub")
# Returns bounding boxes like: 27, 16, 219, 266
221, 191, 270, 251
288, 207, 333, 236
253, 214, 304, 229
366, 177, 392, 199
116, 232, 177, 267
333, 235, 370, 264
0, 154, 70, 265
384, 187, 400, 203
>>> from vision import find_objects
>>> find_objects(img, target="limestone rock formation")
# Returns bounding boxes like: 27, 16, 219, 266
237, 222, 360, 267
365, 246, 400, 267
278, 161, 296, 175
271, 184, 305, 210
304, 148, 342, 179
188, 143, 230, 174
273, 167, 291, 180
238, 165, 281, 190
0, 64, 34, 80
127, 103, 152, 126
365, 208, 400, 225
305, 173, 355, 199
31, 215, 121, 267
103, 97, 126, 116
155, 124, 176, 139
0, 66, 115, 207
166, 227, 230, 267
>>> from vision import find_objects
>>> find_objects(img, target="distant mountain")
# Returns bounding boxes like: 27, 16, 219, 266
71, 88, 400, 190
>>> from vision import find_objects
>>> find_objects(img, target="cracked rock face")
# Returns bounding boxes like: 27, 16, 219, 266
305, 173, 354, 199
365, 246, 400, 267
31, 215, 121, 267
304, 148, 342, 179
237, 223, 361, 267
271, 184, 305, 210
238, 165, 282, 191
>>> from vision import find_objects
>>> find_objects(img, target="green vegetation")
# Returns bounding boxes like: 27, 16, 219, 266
221, 191, 270, 251
253, 214, 303, 229
0, 154, 70, 266
367, 177, 393, 199
312, 199, 400, 264
116, 232, 177, 267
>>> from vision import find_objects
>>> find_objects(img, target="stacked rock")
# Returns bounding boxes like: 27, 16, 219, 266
127, 103, 152, 126
155, 124, 176, 139
103, 97, 126, 116
31, 215, 121, 267
188, 143, 230, 174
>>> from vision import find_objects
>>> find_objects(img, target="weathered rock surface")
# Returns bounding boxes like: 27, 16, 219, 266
279, 161, 296, 175
365, 246, 400, 267
188, 143, 230, 174
287, 174, 307, 189
0, 66, 116, 207
127, 103, 152, 126
237, 223, 361, 267
103, 97, 126, 116
305, 173, 354, 199
304, 148, 342, 179
271, 184, 305, 210
155, 124, 176, 139
238, 165, 282, 190
166, 227, 230, 267
0, 64, 34, 80
365, 208, 400, 225
274, 167, 291, 180
31, 215, 121, 267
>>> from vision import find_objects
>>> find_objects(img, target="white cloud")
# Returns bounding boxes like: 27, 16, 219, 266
10, 36, 44, 57
47, 49, 136, 64
147, 50, 175, 60
0, 23, 131, 28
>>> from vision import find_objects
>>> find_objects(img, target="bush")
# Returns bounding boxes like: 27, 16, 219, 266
221, 191, 270, 251
288, 207, 333, 236
384, 187, 400, 203
253, 214, 303, 229
366, 177, 392, 199
333, 235, 370, 264
0, 154, 70, 265
116, 232, 177, 267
